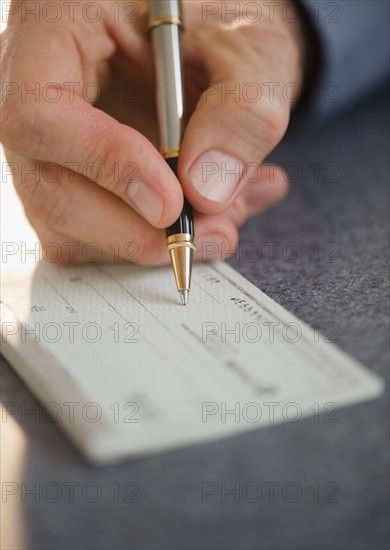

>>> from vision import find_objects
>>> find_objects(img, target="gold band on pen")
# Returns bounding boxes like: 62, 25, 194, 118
161, 146, 181, 159
148, 15, 184, 31
167, 234, 196, 253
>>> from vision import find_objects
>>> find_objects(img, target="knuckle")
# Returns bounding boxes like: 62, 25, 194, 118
87, 133, 125, 194
101, 155, 125, 194
0, 99, 40, 156
240, 84, 290, 147
201, 82, 290, 159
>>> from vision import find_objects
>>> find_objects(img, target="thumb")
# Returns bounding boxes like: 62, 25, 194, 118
178, 77, 290, 215
178, 5, 303, 216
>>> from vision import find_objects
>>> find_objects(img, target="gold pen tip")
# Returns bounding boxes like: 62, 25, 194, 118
179, 289, 189, 306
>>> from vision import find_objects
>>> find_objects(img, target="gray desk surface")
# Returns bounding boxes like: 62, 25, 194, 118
1, 87, 389, 550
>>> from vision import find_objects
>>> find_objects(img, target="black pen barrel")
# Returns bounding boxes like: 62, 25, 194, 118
164, 157, 194, 238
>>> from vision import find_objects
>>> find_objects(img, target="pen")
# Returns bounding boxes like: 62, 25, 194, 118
148, 0, 195, 306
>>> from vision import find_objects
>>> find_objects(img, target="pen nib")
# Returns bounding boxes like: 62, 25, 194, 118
179, 289, 189, 306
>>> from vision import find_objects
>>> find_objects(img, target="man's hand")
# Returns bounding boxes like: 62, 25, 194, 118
1, 0, 304, 264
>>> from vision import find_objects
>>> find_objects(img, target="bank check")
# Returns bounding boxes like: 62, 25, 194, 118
0, 260, 383, 464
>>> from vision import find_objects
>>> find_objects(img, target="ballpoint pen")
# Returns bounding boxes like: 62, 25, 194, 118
148, 0, 195, 306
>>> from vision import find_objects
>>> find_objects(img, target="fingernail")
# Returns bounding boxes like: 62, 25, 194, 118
188, 150, 244, 203
127, 179, 164, 225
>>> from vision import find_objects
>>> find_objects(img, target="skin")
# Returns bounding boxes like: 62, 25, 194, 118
1, 0, 305, 265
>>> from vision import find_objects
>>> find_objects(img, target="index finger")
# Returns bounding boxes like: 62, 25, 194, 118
1, 6, 183, 228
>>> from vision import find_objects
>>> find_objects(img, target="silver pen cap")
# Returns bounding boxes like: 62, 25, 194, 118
149, 0, 184, 158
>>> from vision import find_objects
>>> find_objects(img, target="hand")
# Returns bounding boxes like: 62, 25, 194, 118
1, 0, 304, 265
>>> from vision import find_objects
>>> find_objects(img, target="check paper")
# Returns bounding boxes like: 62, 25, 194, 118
1, 261, 383, 463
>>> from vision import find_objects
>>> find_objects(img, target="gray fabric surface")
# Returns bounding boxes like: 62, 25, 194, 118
1, 86, 389, 550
